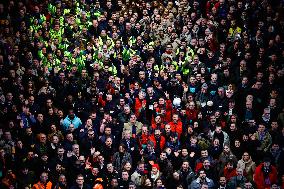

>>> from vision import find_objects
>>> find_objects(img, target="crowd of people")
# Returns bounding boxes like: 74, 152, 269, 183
0, 0, 284, 188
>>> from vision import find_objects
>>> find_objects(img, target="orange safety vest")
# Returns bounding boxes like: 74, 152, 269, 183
93, 178, 104, 189
93, 183, 103, 189
32, 181, 52, 189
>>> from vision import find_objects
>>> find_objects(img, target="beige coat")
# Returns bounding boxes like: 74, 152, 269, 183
123, 121, 143, 137
237, 155, 256, 181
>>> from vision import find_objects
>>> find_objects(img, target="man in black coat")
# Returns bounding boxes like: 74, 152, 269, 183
70, 174, 91, 189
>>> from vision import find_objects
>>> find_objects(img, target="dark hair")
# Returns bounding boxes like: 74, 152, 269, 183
198, 169, 206, 175
226, 159, 236, 168
76, 174, 84, 179
119, 143, 126, 150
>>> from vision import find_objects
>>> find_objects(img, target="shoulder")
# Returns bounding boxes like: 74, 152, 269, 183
63, 117, 69, 121
206, 178, 214, 183
237, 159, 244, 164
113, 152, 119, 156
271, 165, 278, 173
192, 178, 200, 184
255, 164, 263, 171
131, 171, 139, 177
137, 122, 143, 126
125, 152, 131, 157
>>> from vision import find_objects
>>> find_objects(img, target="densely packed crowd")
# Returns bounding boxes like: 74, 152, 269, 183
0, 0, 284, 188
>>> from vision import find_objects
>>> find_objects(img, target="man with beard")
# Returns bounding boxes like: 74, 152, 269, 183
105, 163, 119, 187
157, 151, 173, 180
32, 171, 53, 189
49, 163, 66, 184
149, 128, 166, 155
118, 105, 132, 125
17, 165, 36, 188
130, 161, 147, 188
216, 176, 227, 189
54, 174, 68, 189
118, 170, 130, 189
133, 91, 147, 122
190, 169, 215, 189
123, 114, 143, 139
84, 166, 106, 188
62, 109, 82, 131
227, 168, 247, 189
196, 149, 215, 166
226, 122, 242, 144
155, 96, 173, 123
168, 114, 183, 139
145, 86, 158, 123
177, 160, 195, 189
210, 126, 230, 147
195, 159, 216, 181
80, 129, 101, 156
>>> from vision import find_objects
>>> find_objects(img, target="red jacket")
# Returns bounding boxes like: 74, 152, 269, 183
98, 95, 106, 107
254, 163, 278, 189
151, 123, 165, 131
138, 133, 150, 149
186, 109, 198, 121
223, 167, 237, 181
155, 100, 172, 123
206, 0, 218, 16
149, 135, 166, 150
168, 121, 183, 139
134, 98, 146, 118
195, 162, 203, 173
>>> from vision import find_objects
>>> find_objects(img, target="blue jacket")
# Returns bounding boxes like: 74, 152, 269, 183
189, 177, 215, 189
62, 115, 82, 131
20, 112, 36, 128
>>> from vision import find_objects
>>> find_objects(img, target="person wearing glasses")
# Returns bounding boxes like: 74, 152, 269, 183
32, 171, 53, 189
70, 174, 91, 189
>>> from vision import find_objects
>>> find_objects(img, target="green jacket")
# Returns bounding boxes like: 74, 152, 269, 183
254, 131, 272, 152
